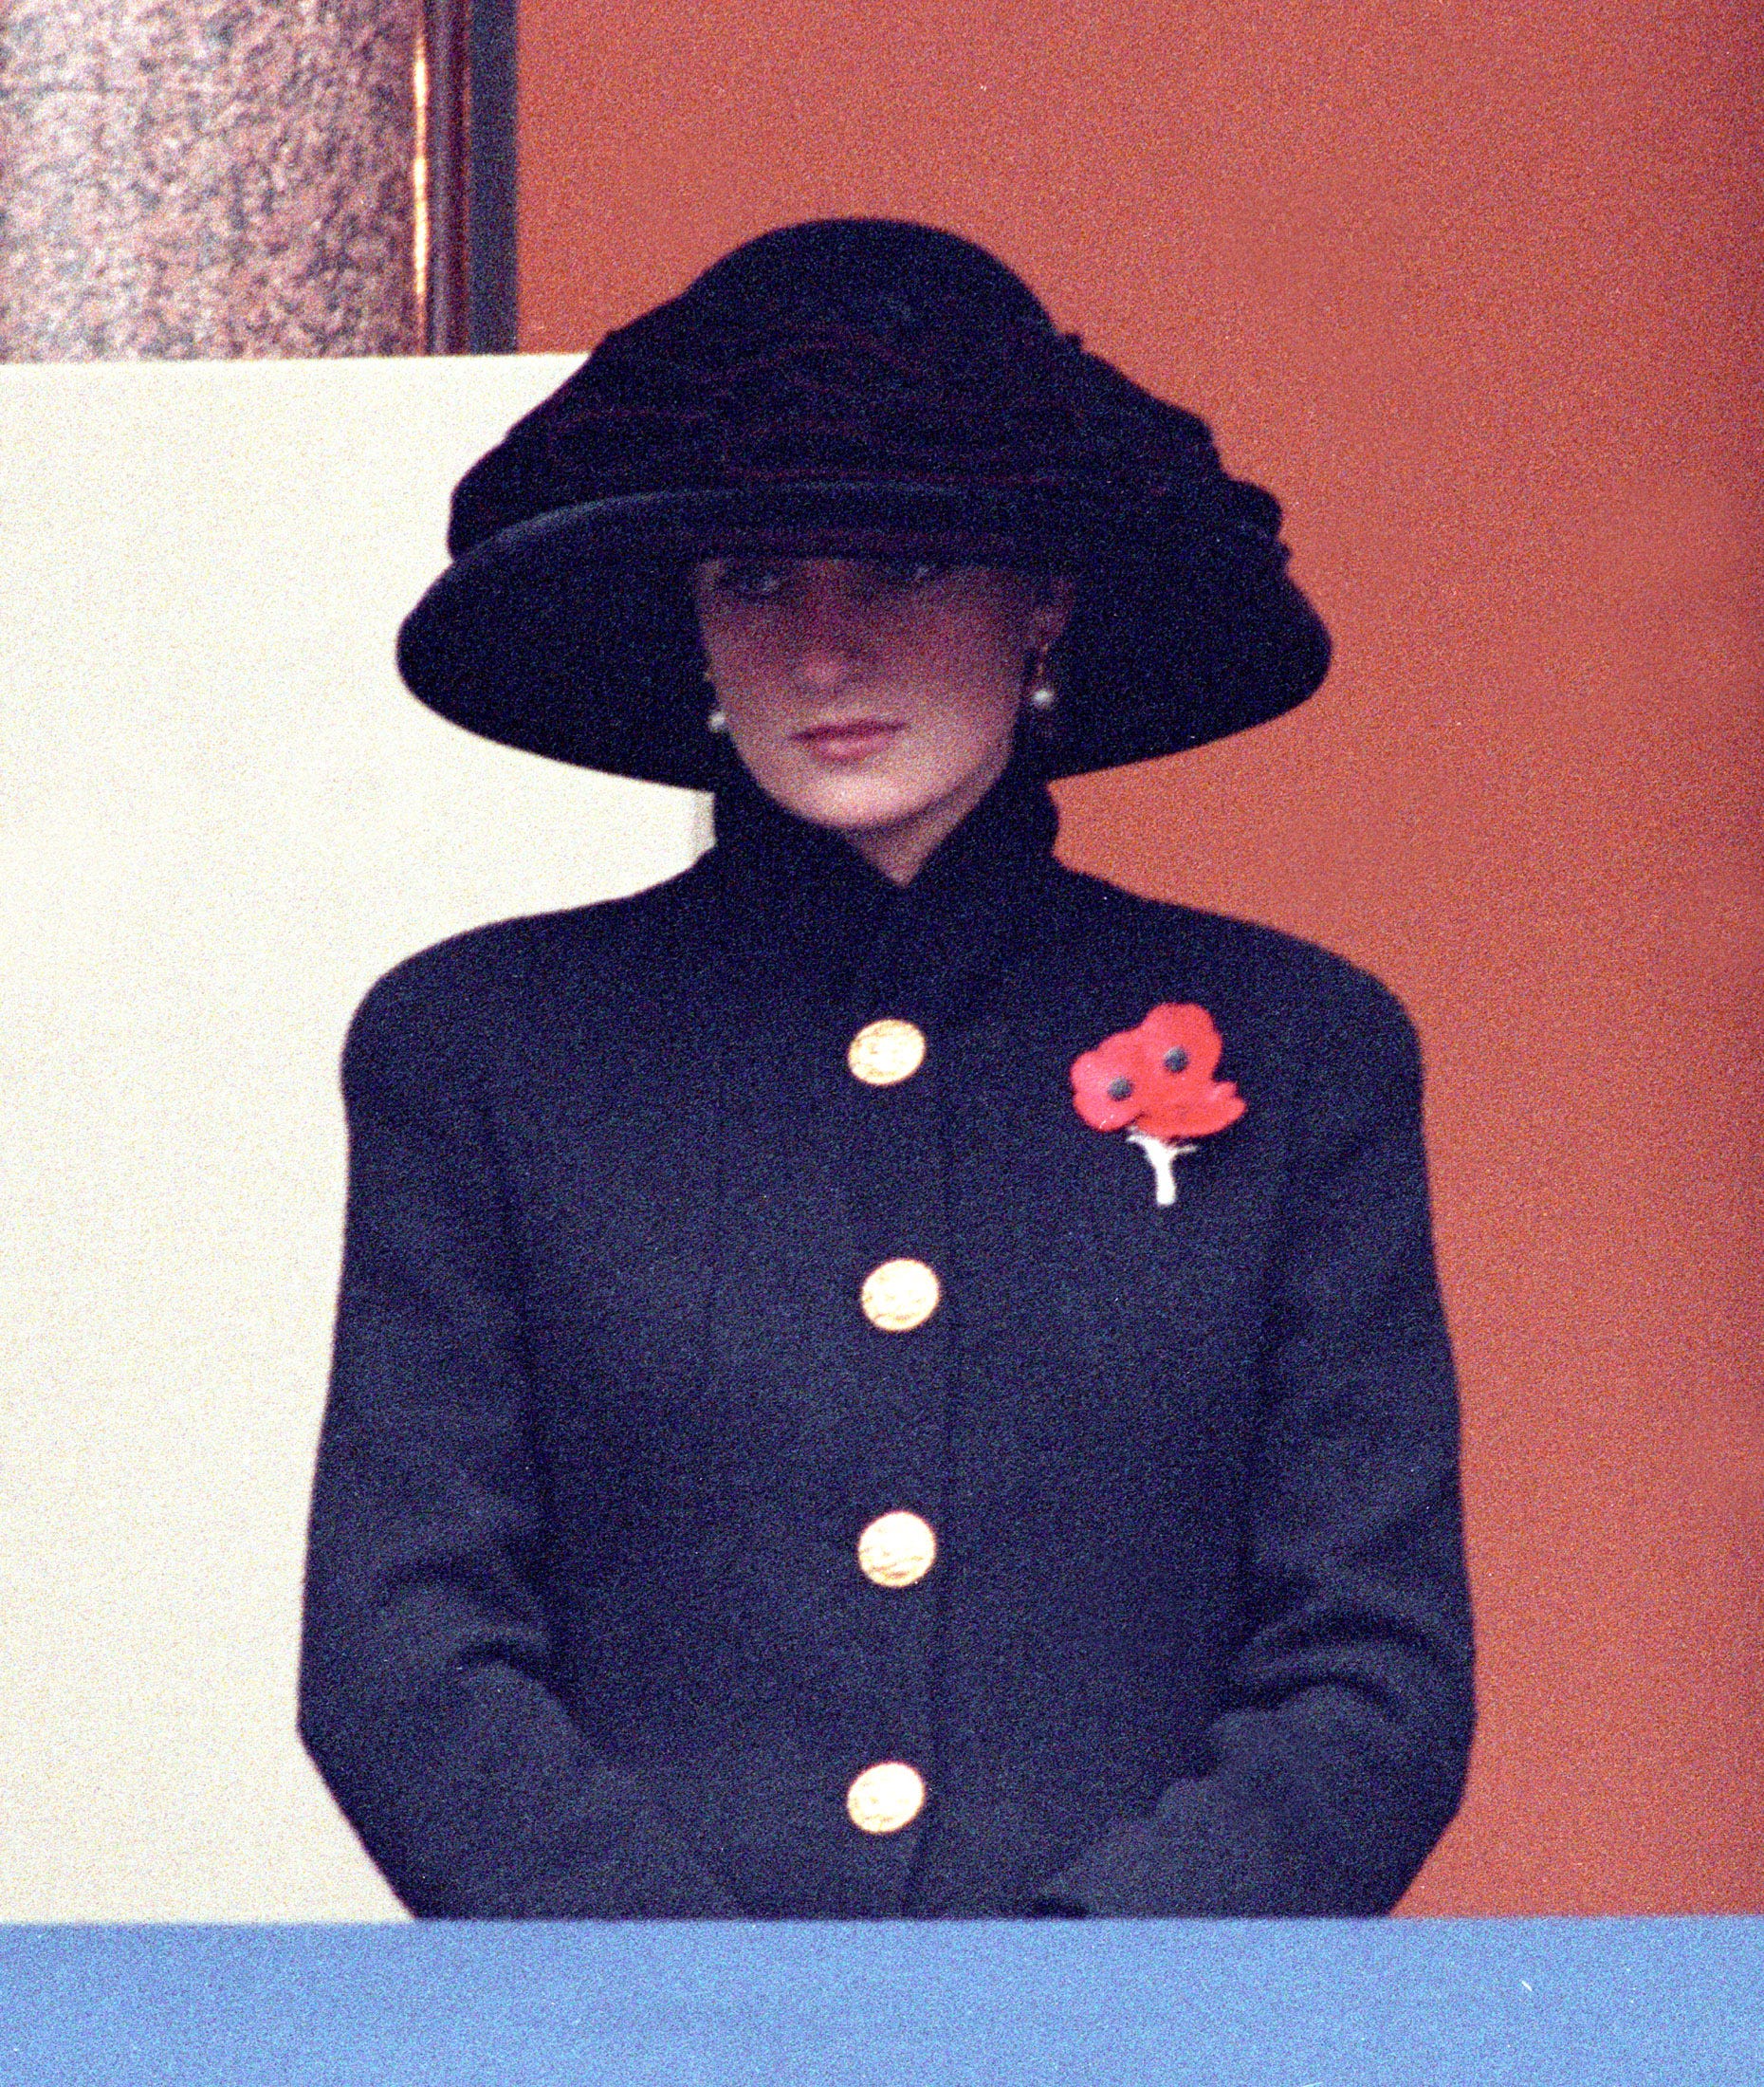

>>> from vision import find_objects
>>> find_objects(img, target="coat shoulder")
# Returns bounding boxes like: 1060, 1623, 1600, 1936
340, 859, 715, 1072
1048, 864, 1420, 1051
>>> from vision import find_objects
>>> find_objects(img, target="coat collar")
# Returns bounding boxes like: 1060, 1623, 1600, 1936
704, 750, 1062, 1023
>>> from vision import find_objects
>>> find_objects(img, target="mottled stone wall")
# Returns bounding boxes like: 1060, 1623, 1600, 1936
0, 0, 419, 358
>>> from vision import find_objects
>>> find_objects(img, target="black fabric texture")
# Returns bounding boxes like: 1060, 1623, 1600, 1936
300, 763, 1474, 1918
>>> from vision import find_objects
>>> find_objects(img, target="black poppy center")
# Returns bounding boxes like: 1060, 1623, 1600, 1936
1163, 1047, 1190, 1073
1106, 1076, 1133, 1100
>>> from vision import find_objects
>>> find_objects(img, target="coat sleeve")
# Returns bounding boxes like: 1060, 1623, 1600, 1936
1033, 970, 1475, 1916
298, 964, 745, 1918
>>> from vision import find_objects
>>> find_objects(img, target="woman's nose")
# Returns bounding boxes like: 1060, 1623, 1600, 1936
784, 573, 874, 684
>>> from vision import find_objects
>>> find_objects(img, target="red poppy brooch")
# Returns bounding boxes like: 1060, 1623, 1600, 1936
1070, 1004, 1245, 1206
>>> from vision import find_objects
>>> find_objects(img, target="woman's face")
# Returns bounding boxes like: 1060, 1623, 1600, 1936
691, 555, 1073, 885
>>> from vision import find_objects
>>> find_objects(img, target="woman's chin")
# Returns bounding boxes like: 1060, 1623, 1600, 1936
743, 736, 1013, 844
750, 762, 939, 838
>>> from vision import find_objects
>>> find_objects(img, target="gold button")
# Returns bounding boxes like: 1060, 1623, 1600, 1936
856, 1510, 937, 1588
846, 1761, 927, 1835
847, 1018, 927, 1087
859, 1258, 940, 1333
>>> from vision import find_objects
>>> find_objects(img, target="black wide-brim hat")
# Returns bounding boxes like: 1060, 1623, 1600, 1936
398, 219, 1331, 785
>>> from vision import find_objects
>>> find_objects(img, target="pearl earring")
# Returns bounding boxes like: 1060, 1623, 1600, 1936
1025, 654, 1057, 714
707, 707, 729, 735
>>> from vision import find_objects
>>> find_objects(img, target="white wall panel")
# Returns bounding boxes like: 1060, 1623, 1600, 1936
0, 359, 706, 1917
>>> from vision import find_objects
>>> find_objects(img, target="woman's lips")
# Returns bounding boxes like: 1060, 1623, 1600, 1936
791, 720, 903, 763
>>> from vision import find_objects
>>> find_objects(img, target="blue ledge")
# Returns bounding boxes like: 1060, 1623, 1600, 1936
1, 1916, 1759, 2085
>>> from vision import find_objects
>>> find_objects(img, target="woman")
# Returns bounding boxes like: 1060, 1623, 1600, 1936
300, 218, 1473, 1919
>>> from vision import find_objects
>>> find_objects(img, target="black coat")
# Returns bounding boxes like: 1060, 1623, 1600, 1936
299, 759, 1474, 1919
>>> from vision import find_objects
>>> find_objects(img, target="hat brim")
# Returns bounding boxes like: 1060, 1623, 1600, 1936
395, 481, 1332, 787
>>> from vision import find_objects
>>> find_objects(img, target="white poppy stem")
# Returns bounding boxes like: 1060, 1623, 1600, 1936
1126, 1131, 1199, 1207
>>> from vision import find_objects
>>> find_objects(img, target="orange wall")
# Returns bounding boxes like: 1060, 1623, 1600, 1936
516, 1, 1763, 1912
